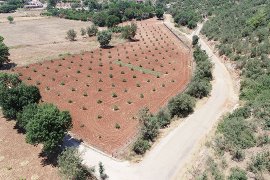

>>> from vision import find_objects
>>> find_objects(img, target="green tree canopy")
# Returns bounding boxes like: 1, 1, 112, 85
26, 103, 72, 154
0, 36, 10, 67
97, 30, 112, 47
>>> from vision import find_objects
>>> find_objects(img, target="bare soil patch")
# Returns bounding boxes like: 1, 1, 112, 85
14, 18, 192, 155
0, 115, 59, 180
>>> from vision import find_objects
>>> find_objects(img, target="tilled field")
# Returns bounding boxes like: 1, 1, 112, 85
15, 18, 192, 155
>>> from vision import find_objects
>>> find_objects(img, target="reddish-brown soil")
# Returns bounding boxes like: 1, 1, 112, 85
0, 116, 59, 180
15, 18, 192, 155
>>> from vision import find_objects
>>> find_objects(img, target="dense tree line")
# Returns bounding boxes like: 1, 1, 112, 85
168, 0, 270, 179
0, 0, 24, 13
45, 0, 159, 27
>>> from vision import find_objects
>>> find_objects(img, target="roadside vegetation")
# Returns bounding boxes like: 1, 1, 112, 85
161, 0, 270, 179
133, 42, 213, 155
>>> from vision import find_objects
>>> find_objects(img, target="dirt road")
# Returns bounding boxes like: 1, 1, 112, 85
67, 14, 238, 180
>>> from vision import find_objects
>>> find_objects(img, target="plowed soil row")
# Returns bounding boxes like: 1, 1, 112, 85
15, 18, 192, 155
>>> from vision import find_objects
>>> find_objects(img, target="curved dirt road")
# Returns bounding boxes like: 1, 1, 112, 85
68, 15, 238, 180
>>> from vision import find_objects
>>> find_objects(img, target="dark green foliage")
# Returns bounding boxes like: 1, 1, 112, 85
97, 30, 112, 47
26, 104, 72, 154
187, 80, 211, 99
17, 103, 39, 130
45, 8, 93, 21
133, 138, 150, 155
0, 36, 10, 67
192, 35, 199, 46
45, 0, 154, 27
155, 8, 164, 19
0, 83, 41, 119
0, 73, 21, 88
228, 167, 247, 180
58, 147, 95, 180
92, 11, 109, 27
106, 15, 120, 28
0, 0, 23, 13
168, 93, 195, 118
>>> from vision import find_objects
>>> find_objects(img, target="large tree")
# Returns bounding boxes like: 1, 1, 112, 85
0, 36, 10, 67
0, 83, 41, 119
121, 22, 137, 40
26, 104, 72, 154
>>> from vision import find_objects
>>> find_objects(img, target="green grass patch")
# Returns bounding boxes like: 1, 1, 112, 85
114, 60, 163, 76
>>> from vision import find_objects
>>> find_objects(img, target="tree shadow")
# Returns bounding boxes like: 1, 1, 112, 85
101, 45, 115, 49
38, 135, 82, 167
0, 62, 17, 71
39, 150, 61, 167
13, 123, 26, 134
129, 39, 140, 42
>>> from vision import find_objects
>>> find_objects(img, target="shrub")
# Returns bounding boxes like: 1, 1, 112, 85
156, 109, 171, 128
121, 22, 138, 40
7, 16, 14, 23
58, 147, 94, 180
248, 151, 270, 173
142, 116, 159, 141
168, 93, 196, 118
217, 116, 256, 150
228, 167, 247, 180
192, 35, 199, 46
86, 25, 98, 37
187, 79, 212, 98
80, 28, 86, 36
97, 30, 112, 47
133, 138, 150, 155
66, 29, 77, 41
26, 104, 72, 154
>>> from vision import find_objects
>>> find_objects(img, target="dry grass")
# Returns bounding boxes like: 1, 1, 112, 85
0, 10, 124, 66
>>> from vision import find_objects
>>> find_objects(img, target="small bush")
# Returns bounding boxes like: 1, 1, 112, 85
133, 138, 150, 155
66, 29, 77, 41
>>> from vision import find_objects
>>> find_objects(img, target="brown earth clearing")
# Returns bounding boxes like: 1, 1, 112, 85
0, 115, 59, 180
0, 11, 123, 67
14, 18, 192, 155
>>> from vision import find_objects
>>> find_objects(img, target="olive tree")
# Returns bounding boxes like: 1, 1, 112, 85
66, 29, 77, 41
97, 30, 112, 47
86, 25, 98, 37
121, 22, 137, 40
